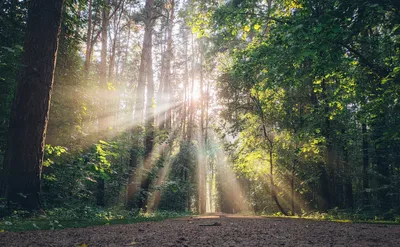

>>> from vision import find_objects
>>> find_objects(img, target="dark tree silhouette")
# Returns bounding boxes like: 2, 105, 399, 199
2, 0, 64, 210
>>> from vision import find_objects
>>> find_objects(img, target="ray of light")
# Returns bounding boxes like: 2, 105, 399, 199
215, 147, 250, 213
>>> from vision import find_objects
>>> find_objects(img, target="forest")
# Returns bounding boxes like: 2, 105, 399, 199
0, 0, 399, 229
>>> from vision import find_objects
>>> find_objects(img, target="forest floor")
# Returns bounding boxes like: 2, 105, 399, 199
1, 213, 400, 246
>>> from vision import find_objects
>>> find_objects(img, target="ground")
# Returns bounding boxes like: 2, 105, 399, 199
1, 214, 400, 246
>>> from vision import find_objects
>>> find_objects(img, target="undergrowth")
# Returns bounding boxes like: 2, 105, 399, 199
0, 207, 190, 232
266, 207, 400, 225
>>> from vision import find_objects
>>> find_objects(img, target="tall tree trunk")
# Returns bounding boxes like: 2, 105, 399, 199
261, 125, 288, 216
372, 114, 390, 211
206, 78, 212, 212
199, 40, 206, 214
121, 20, 130, 78
343, 143, 353, 209
2, 0, 64, 210
138, 23, 155, 211
268, 145, 288, 216
99, 0, 110, 134
84, 0, 93, 75
187, 33, 195, 142
318, 79, 332, 210
362, 123, 370, 205
128, 0, 155, 209
157, 25, 167, 129
96, 0, 110, 207
164, 0, 175, 130
291, 159, 296, 215
109, 0, 124, 82
181, 27, 189, 139
110, 1, 123, 136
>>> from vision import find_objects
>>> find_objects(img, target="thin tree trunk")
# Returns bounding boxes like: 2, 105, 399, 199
164, 0, 175, 130
199, 40, 206, 214
362, 123, 369, 205
187, 33, 195, 142
84, 0, 93, 75
2, 0, 64, 210
96, 0, 110, 207
109, 1, 123, 136
321, 79, 333, 209
373, 114, 390, 211
291, 159, 296, 215
157, 25, 167, 129
121, 20, 130, 78
206, 78, 212, 212
99, 0, 110, 134
261, 124, 287, 216
182, 28, 189, 139
269, 147, 288, 216
343, 144, 353, 209
109, 0, 124, 82
313, 79, 331, 211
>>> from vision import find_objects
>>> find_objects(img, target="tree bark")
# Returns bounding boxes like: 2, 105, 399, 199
362, 123, 370, 205
96, 0, 110, 207
199, 40, 206, 214
99, 0, 110, 133
164, 0, 175, 130
343, 144, 353, 209
2, 0, 64, 210
187, 33, 195, 142
261, 124, 288, 216
372, 114, 390, 211
269, 147, 288, 216
138, 20, 155, 211
291, 159, 296, 215
84, 0, 93, 75
316, 79, 332, 211
181, 27, 189, 139
128, 0, 155, 209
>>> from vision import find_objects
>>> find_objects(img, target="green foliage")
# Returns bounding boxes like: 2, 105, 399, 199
208, 0, 400, 215
0, 208, 190, 232
42, 137, 131, 208
159, 142, 198, 212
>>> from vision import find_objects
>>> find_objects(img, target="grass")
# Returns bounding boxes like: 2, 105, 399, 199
262, 209, 400, 225
0, 208, 191, 232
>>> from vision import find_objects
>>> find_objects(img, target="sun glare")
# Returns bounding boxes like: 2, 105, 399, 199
192, 88, 201, 100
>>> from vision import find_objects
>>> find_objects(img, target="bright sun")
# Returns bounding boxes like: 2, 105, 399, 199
192, 88, 201, 100
192, 79, 201, 101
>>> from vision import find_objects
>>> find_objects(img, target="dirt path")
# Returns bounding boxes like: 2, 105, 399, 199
1, 214, 400, 246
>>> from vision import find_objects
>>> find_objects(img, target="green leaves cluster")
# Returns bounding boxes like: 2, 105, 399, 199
210, 0, 400, 214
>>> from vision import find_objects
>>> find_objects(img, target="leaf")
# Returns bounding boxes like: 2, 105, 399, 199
254, 24, 261, 30
107, 82, 115, 91
126, 242, 136, 246
79, 244, 88, 247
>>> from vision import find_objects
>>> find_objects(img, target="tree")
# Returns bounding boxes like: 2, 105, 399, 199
128, 0, 156, 210
137, 0, 157, 211
1, 0, 64, 210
